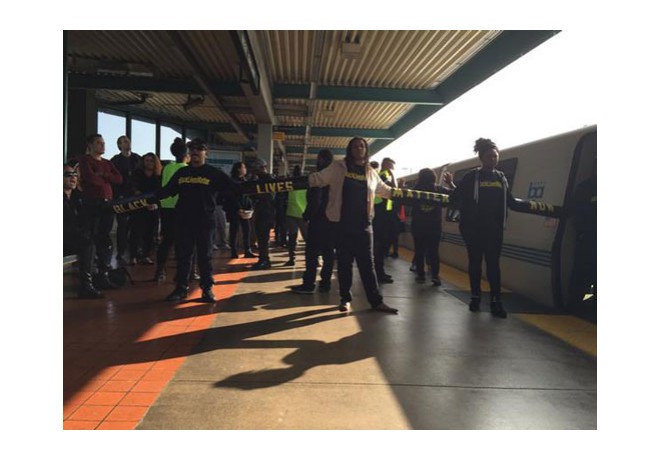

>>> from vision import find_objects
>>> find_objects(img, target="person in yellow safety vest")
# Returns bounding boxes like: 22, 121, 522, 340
373, 157, 398, 283
284, 165, 308, 266
154, 138, 189, 281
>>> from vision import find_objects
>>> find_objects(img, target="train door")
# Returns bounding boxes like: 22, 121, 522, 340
551, 129, 597, 311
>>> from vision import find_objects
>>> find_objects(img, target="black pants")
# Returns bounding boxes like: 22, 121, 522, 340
336, 225, 383, 308
115, 210, 131, 260
411, 223, 441, 279
156, 208, 176, 271
174, 220, 215, 290
255, 212, 274, 262
301, 219, 335, 288
228, 213, 251, 255
83, 198, 115, 273
130, 209, 158, 259
286, 216, 308, 259
460, 224, 503, 300
373, 206, 397, 277
65, 234, 94, 286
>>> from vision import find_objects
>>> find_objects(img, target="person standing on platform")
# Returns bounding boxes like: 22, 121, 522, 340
250, 159, 276, 270
129, 152, 162, 265
64, 164, 103, 299
410, 168, 450, 286
389, 177, 407, 258
284, 165, 308, 266
110, 136, 141, 266
154, 138, 189, 281
307, 137, 398, 314
446, 137, 537, 319
225, 161, 255, 259
78, 134, 123, 289
291, 149, 336, 294
373, 157, 398, 283
156, 139, 238, 302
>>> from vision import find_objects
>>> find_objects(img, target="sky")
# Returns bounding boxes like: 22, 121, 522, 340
370, 29, 598, 177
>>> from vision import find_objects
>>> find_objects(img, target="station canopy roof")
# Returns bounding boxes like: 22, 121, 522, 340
66, 30, 559, 173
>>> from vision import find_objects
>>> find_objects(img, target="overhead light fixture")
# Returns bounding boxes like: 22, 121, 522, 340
96, 60, 154, 78
321, 103, 336, 118
341, 35, 362, 60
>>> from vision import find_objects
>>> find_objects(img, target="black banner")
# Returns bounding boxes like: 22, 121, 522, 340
106, 193, 156, 214
106, 177, 562, 219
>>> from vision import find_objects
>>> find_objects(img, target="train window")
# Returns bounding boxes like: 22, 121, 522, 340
498, 157, 519, 188
444, 158, 519, 223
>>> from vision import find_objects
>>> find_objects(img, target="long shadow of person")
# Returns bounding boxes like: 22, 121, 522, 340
212, 329, 375, 390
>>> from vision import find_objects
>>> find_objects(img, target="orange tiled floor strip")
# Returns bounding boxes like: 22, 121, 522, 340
63, 255, 252, 429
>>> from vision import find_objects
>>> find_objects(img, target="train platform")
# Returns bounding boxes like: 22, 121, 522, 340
63, 243, 596, 430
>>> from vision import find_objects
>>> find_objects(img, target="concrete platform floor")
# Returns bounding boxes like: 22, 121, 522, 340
128, 246, 595, 430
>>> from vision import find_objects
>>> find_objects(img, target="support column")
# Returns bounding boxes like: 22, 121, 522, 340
66, 89, 98, 162
257, 123, 273, 174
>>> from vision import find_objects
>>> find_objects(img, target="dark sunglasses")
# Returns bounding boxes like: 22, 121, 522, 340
64, 172, 78, 178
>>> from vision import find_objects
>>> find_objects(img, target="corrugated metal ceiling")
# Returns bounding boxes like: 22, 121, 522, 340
67, 30, 557, 172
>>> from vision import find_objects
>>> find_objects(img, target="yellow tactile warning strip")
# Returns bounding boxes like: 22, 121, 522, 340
397, 246, 596, 357
515, 315, 597, 357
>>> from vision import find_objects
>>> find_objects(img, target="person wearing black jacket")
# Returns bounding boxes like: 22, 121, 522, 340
411, 168, 451, 286
249, 159, 276, 270
64, 164, 103, 299
110, 136, 141, 265
446, 138, 533, 318
156, 139, 239, 302
225, 161, 255, 259
290, 149, 336, 294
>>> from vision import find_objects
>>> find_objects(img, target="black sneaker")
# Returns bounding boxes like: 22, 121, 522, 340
409, 264, 417, 272
291, 284, 315, 294
78, 284, 104, 299
338, 301, 351, 312
283, 259, 295, 267
469, 297, 481, 312
251, 260, 272, 270
165, 286, 189, 301
431, 278, 442, 286
95, 273, 120, 290
201, 289, 216, 303
244, 251, 257, 258
377, 274, 394, 284
490, 301, 508, 319
317, 284, 331, 293
415, 276, 426, 284
373, 303, 398, 314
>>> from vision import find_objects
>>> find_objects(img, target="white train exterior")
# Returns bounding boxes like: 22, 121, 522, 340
399, 125, 597, 309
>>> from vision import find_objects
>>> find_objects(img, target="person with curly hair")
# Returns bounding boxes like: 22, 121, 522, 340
445, 138, 534, 318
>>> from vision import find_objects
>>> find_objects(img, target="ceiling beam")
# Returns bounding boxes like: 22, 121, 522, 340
166, 30, 249, 143
287, 147, 345, 155
67, 73, 243, 96
274, 84, 445, 105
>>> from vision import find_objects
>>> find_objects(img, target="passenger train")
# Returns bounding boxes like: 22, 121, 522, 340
398, 125, 597, 310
